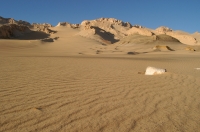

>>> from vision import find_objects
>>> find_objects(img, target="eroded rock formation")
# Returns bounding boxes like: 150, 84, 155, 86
56, 22, 80, 29
0, 16, 31, 26
0, 24, 30, 38
31, 23, 56, 34
1, 16, 200, 45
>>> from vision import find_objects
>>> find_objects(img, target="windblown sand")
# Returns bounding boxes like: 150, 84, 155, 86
0, 53, 200, 132
0, 25, 200, 132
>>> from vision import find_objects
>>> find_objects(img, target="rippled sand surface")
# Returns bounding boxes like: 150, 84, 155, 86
0, 54, 200, 132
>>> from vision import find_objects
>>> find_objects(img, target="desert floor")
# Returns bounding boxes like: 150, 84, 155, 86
0, 26, 200, 131
1, 49, 200, 132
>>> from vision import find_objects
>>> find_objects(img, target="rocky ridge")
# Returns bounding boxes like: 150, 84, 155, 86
0, 16, 56, 39
56, 22, 79, 29
0, 24, 30, 39
0, 16, 31, 26
0, 16, 200, 46
31, 23, 56, 34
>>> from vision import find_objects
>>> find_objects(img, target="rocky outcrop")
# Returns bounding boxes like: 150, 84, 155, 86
155, 26, 198, 45
80, 18, 132, 39
133, 25, 144, 28
56, 22, 80, 28
166, 32, 197, 45
0, 16, 31, 27
153, 45, 174, 51
0, 24, 30, 38
126, 27, 154, 36
185, 47, 196, 51
191, 32, 200, 45
31, 23, 56, 34
154, 34, 180, 42
155, 26, 172, 34
55, 18, 200, 45
78, 25, 118, 44
0, 16, 56, 40
192, 32, 200, 37
77, 18, 134, 44
32, 23, 52, 28
1, 16, 199, 45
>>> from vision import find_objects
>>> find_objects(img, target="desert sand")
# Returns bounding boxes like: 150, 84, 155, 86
0, 17, 200, 132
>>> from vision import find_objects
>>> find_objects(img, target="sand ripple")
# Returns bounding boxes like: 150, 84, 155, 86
0, 56, 200, 132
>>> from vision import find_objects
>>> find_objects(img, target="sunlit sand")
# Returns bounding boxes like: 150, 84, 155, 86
0, 17, 200, 132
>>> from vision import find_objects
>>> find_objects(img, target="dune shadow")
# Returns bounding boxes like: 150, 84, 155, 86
47, 28, 57, 34
127, 52, 139, 55
14, 31, 50, 40
91, 26, 119, 44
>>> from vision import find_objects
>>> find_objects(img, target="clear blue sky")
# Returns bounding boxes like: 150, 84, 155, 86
1, 0, 199, 33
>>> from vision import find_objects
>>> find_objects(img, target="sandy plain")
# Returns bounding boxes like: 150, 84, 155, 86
0, 25, 200, 132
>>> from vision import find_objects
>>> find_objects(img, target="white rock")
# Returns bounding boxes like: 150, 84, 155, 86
145, 66, 166, 75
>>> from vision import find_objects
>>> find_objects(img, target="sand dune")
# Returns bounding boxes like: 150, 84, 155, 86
0, 16, 200, 132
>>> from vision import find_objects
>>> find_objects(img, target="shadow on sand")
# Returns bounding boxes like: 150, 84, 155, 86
91, 26, 119, 44
14, 31, 50, 40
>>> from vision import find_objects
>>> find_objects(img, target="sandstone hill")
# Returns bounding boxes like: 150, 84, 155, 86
153, 26, 198, 45
0, 16, 31, 26
68, 18, 199, 45
0, 24, 30, 39
56, 22, 79, 29
0, 16, 200, 46
0, 16, 56, 39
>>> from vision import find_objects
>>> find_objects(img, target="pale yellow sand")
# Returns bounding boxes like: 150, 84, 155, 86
1, 54, 200, 132
0, 26, 200, 132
